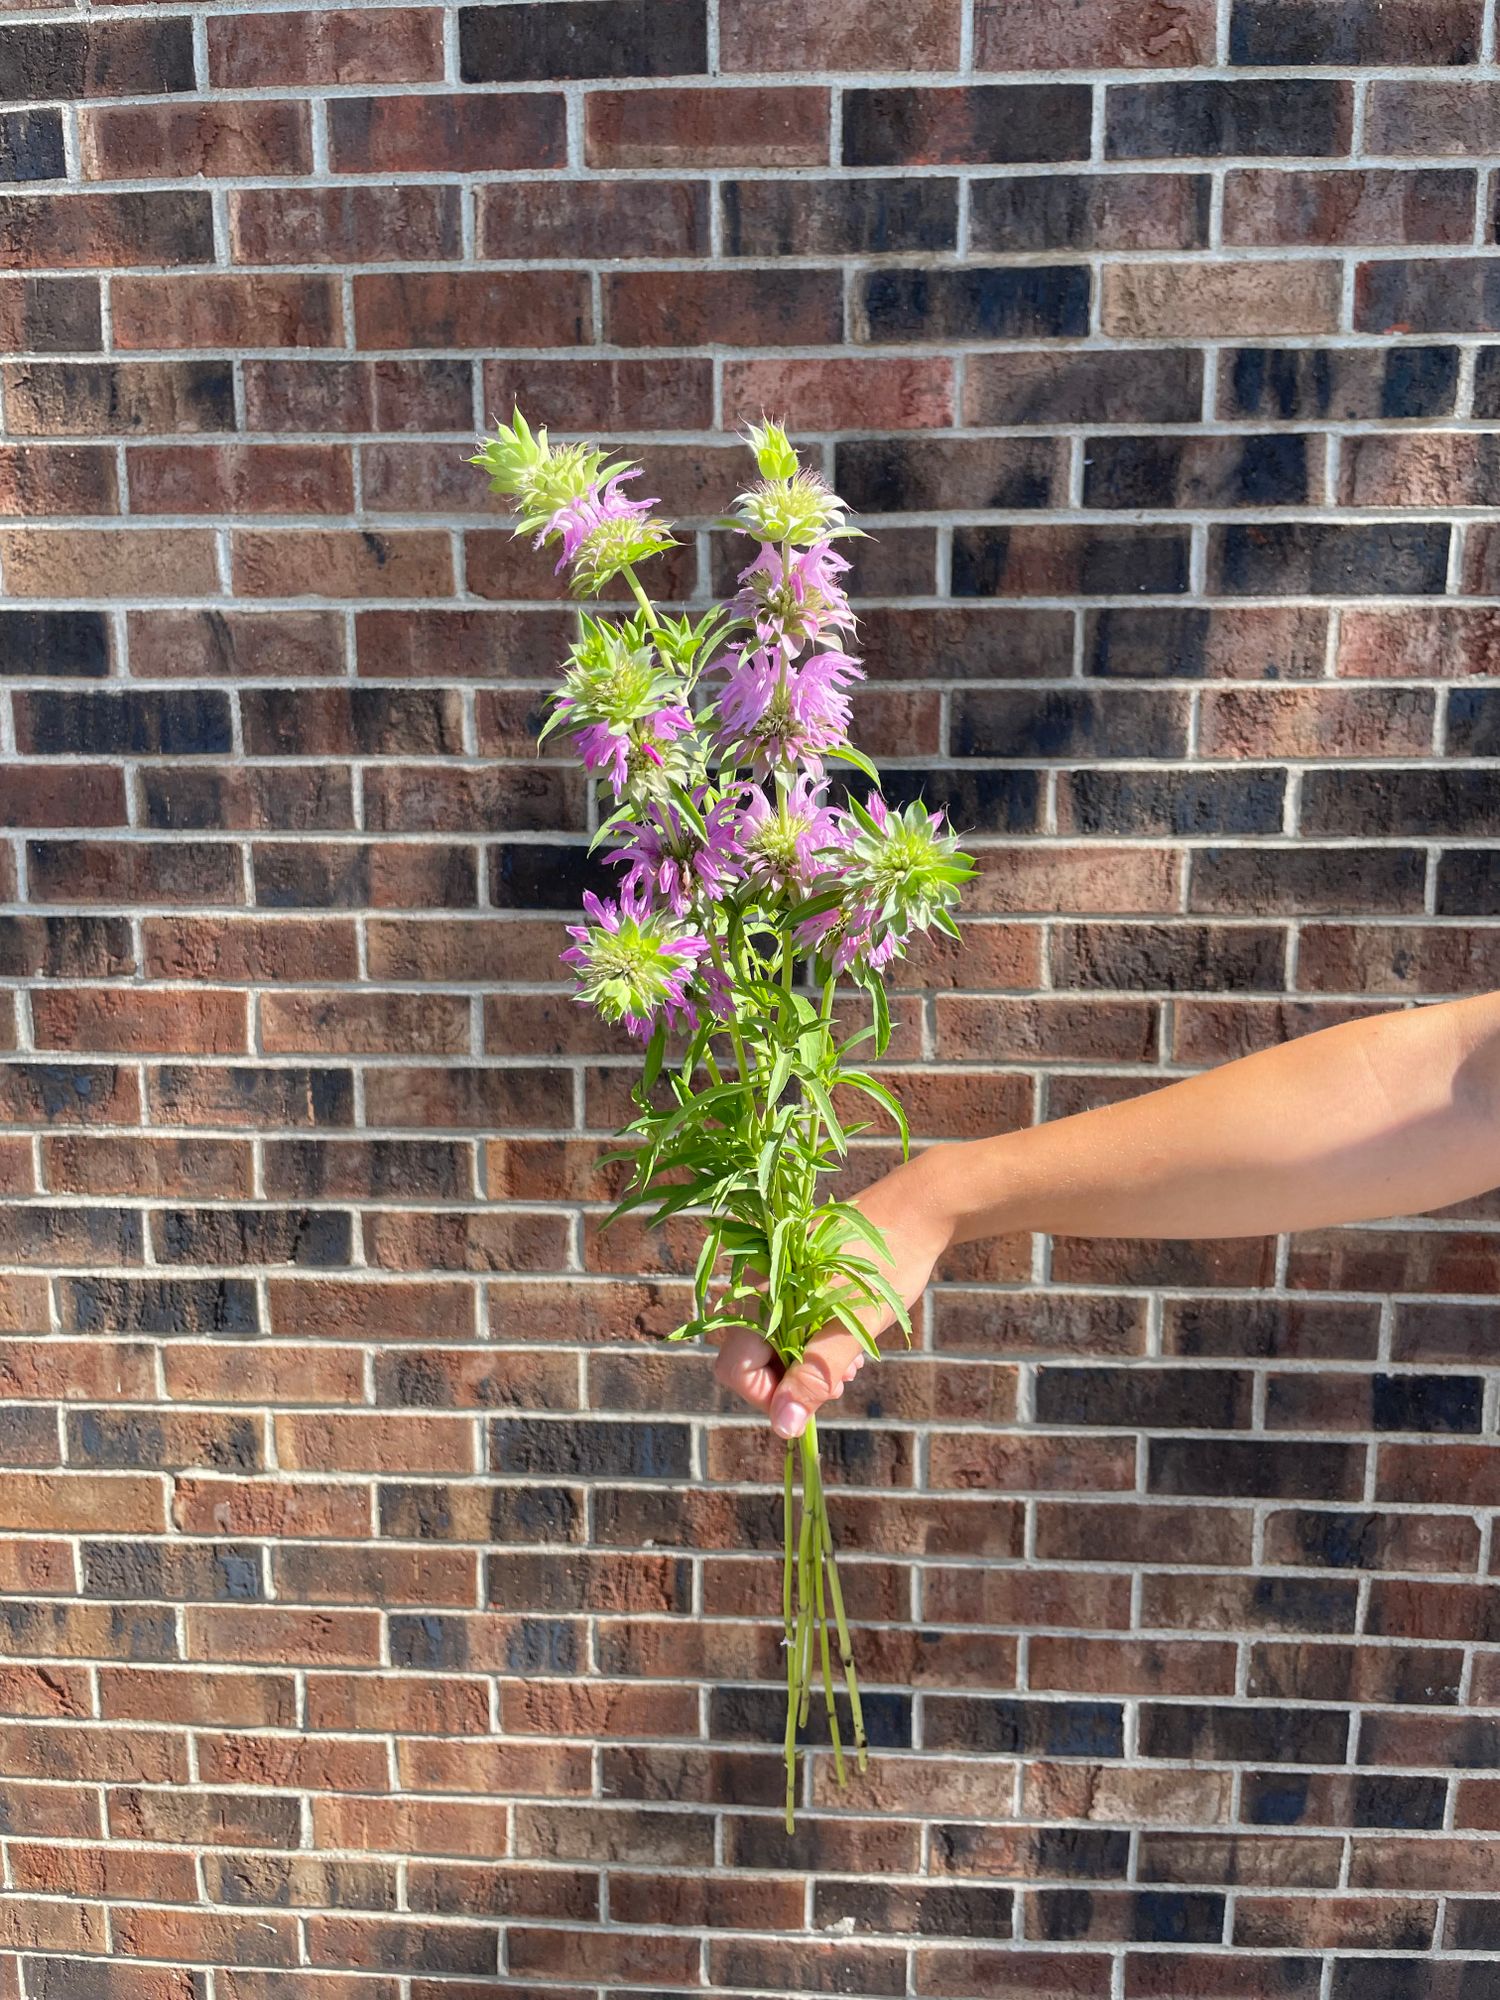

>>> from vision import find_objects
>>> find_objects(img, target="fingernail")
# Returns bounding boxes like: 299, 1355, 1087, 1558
770, 1399, 809, 1440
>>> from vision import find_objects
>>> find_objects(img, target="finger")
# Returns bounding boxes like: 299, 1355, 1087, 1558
712, 1324, 781, 1414
768, 1327, 869, 1441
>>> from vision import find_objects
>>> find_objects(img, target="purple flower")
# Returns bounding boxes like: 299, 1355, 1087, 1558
793, 898, 905, 976
738, 776, 848, 894
560, 883, 709, 1039
569, 704, 693, 801
732, 539, 856, 659
610, 790, 745, 916
713, 647, 863, 776
538, 468, 658, 576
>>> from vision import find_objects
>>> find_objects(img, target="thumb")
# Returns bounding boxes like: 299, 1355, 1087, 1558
768, 1327, 869, 1441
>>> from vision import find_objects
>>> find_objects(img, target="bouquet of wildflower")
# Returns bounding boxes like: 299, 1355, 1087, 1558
472, 411, 972, 1828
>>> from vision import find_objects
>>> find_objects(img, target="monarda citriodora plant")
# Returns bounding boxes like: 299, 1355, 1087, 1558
473, 412, 972, 1828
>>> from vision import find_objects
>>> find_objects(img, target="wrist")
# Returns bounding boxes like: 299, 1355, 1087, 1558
915, 1133, 1027, 1246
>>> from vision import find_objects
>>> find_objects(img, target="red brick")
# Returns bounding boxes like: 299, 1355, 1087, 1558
185, 1606, 381, 1668
231, 187, 461, 266
586, 85, 829, 166
976, 0, 1212, 64
354, 270, 589, 350
32, 989, 246, 1056
1224, 166, 1475, 245
0, 445, 116, 516
112, 276, 343, 351
1199, 684, 1434, 757
722, 0, 960, 67
81, 102, 312, 180
479, 179, 708, 260
330, 92, 567, 172
602, 267, 841, 346
232, 530, 452, 600
208, 7, 445, 84
1103, 261, 1342, 337
127, 445, 353, 517
0, 529, 219, 599
723, 355, 955, 430
0, 191, 212, 270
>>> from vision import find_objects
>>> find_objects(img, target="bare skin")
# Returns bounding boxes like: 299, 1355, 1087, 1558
714, 989, 1500, 1440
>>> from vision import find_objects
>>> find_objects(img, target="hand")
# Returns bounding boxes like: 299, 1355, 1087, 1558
712, 1149, 959, 1441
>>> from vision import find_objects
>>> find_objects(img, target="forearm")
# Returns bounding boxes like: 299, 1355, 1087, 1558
921, 990, 1500, 1244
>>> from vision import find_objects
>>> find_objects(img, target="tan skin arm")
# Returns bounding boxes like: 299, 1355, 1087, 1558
714, 989, 1500, 1440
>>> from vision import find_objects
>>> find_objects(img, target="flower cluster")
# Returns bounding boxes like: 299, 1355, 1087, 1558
473, 410, 972, 1043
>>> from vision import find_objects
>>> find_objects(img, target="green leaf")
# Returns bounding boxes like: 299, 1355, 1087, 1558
839, 1070, 909, 1156
693, 1225, 721, 1314
829, 741, 880, 785
802, 1076, 847, 1156
823, 1296, 885, 1360
641, 1019, 667, 1096
870, 976, 891, 1058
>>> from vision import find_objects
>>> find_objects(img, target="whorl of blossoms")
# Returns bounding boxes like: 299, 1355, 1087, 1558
559, 886, 708, 1040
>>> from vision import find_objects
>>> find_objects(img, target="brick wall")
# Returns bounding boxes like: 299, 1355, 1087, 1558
3, 0, 1500, 1990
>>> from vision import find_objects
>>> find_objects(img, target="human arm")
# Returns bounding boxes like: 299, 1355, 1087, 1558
715, 988, 1500, 1438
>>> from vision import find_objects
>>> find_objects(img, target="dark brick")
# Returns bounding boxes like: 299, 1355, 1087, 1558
459, 0, 706, 79
814, 1879, 1013, 1940
1059, 769, 1287, 838
1372, 1372, 1483, 1433
1142, 1703, 1350, 1764
489, 1418, 691, 1481
835, 436, 1060, 512
0, 610, 109, 678
952, 689, 1188, 760
966, 349, 1202, 425
1085, 434, 1310, 509
953, 526, 1189, 597
0, 276, 102, 353
0, 20, 195, 99
1436, 849, 1500, 914
926, 1695, 1124, 1758
971, 173, 1210, 252
0, 109, 64, 183
1301, 768, 1500, 837
843, 84, 1091, 166
1331, 1961, 1500, 2000
4, 360, 234, 437
1150, 1438, 1364, 1500
877, 766, 1042, 834
1085, 607, 1328, 682
1107, 80, 1351, 158
1470, 348, 1500, 417
1189, 846, 1426, 916
1036, 1368, 1251, 1429
722, 176, 957, 255
1211, 521, 1449, 596
860, 265, 1090, 343
58, 1276, 259, 1334
1444, 686, 1500, 757
1032, 1888, 1225, 1944
1222, 343, 1459, 420
712, 1683, 912, 1750
1358, 257, 1500, 332
16, 691, 232, 757
1231, 0, 1480, 63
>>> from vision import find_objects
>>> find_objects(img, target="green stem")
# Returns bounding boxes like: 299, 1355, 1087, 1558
783, 1440, 798, 1834
804, 1426, 846, 1788
806, 1416, 868, 1773
622, 563, 661, 633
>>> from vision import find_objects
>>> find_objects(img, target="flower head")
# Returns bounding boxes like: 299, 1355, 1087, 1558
560, 884, 709, 1039
609, 790, 745, 916
732, 540, 856, 661
713, 647, 863, 776
731, 467, 851, 549
738, 776, 848, 896
472, 407, 630, 527
572, 705, 693, 802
